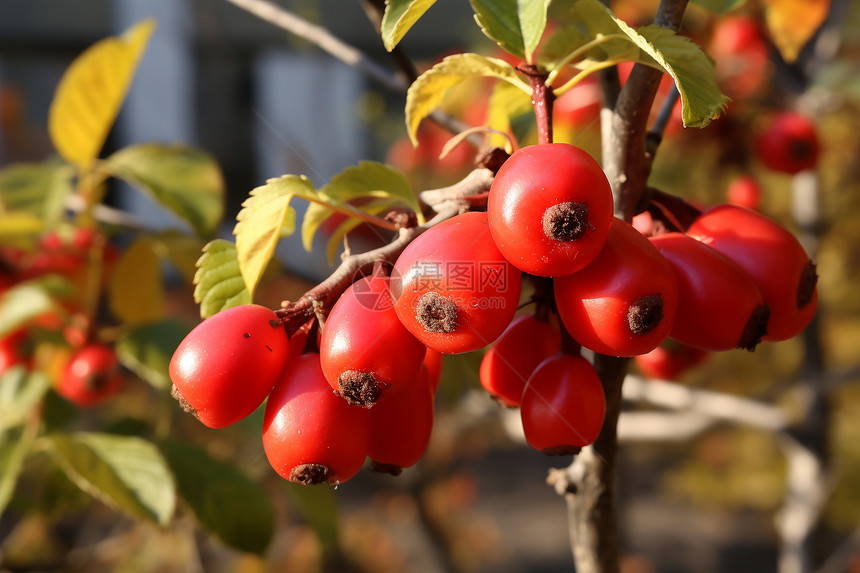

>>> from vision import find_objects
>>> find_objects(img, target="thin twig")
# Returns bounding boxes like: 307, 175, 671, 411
221, 0, 405, 92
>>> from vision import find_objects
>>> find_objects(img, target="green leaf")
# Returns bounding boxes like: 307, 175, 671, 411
405, 53, 528, 144
284, 481, 340, 548
194, 239, 251, 319
0, 282, 60, 338
0, 163, 75, 228
108, 237, 165, 325
159, 440, 275, 554
471, 0, 551, 62
553, 0, 728, 128
115, 319, 191, 389
0, 366, 50, 431
0, 438, 26, 516
381, 0, 438, 51
0, 424, 40, 518
302, 161, 420, 251
48, 432, 176, 525
635, 25, 729, 128
105, 143, 225, 237
233, 174, 318, 297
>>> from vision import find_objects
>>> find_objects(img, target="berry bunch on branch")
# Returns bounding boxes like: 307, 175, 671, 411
170, 0, 818, 495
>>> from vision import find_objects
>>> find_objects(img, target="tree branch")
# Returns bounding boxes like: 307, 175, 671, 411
221, 0, 406, 92
560, 1, 691, 571
275, 169, 491, 336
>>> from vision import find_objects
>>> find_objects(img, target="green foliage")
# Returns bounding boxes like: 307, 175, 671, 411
193, 239, 251, 319
105, 143, 226, 237
0, 367, 50, 432
48, 432, 176, 525
471, 0, 551, 62
381, 0, 438, 51
159, 440, 276, 554
0, 431, 31, 516
0, 281, 63, 338
0, 163, 75, 231
406, 53, 529, 144
115, 319, 192, 389
232, 162, 420, 297
550, 0, 729, 127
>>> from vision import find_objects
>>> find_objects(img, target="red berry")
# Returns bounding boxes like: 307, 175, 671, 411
320, 275, 427, 407
686, 204, 817, 341
422, 348, 444, 393
709, 16, 769, 98
487, 143, 614, 277
0, 329, 28, 373
520, 354, 606, 454
554, 218, 679, 357
726, 175, 762, 211
392, 211, 521, 354
57, 344, 123, 407
634, 341, 709, 380
169, 304, 290, 428
367, 368, 435, 474
649, 232, 770, 351
263, 353, 369, 485
479, 315, 561, 407
754, 111, 821, 175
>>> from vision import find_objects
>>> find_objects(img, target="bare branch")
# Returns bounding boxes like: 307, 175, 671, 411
622, 375, 788, 432
221, 0, 406, 92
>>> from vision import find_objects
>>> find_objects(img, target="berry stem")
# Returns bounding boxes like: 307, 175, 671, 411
519, 64, 555, 145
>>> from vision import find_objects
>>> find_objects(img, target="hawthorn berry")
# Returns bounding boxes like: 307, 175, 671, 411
487, 143, 614, 277
367, 367, 435, 474
0, 329, 28, 373
634, 341, 709, 381
422, 348, 444, 393
479, 314, 561, 407
391, 211, 521, 354
649, 232, 770, 351
726, 175, 762, 211
320, 275, 427, 407
169, 304, 290, 428
520, 354, 606, 455
754, 111, 821, 174
56, 344, 123, 407
686, 204, 817, 341
554, 218, 679, 357
263, 353, 369, 485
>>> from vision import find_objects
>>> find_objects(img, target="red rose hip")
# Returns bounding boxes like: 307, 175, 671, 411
487, 143, 613, 277
169, 304, 290, 428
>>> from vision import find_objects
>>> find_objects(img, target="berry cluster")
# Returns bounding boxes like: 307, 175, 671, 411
169, 141, 818, 484
0, 228, 124, 408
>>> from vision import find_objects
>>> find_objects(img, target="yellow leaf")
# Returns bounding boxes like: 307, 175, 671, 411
48, 19, 156, 169
108, 237, 165, 325
234, 175, 317, 298
763, 0, 829, 63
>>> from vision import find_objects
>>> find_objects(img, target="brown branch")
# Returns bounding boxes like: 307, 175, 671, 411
560, 1, 691, 572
